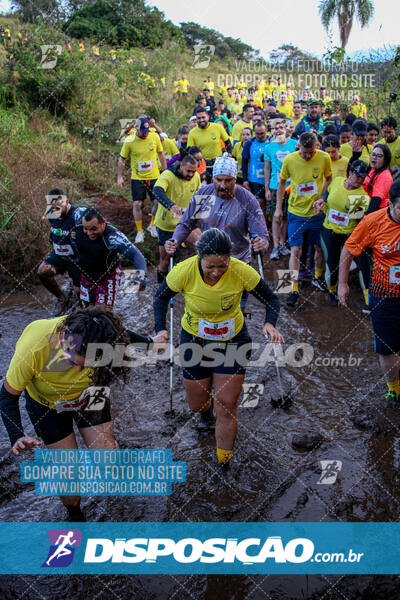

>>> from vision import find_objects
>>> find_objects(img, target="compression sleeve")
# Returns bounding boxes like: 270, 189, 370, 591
0, 384, 23, 446
125, 330, 153, 344
153, 280, 178, 332
153, 186, 174, 210
241, 156, 249, 181
105, 230, 147, 284
249, 279, 280, 327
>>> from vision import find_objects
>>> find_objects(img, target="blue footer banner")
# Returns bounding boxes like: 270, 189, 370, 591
0, 522, 398, 574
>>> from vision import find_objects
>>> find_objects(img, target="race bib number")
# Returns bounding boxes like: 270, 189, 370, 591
389, 266, 400, 284
138, 160, 153, 172
54, 386, 110, 413
198, 318, 235, 340
80, 284, 90, 301
297, 181, 318, 196
327, 208, 350, 227
53, 243, 74, 256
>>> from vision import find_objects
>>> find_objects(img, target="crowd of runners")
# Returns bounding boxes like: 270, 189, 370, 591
1, 75, 400, 520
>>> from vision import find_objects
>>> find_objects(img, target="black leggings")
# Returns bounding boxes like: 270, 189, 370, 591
321, 227, 348, 288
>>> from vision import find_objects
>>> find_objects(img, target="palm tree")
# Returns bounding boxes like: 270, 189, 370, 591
319, 0, 375, 49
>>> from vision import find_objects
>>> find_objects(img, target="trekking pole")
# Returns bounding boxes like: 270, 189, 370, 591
275, 357, 285, 405
251, 234, 264, 278
168, 239, 175, 412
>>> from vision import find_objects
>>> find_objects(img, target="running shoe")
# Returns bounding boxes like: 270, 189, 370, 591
286, 291, 299, 308
135, 231, 144, 243
278, 244, 291, 256
383, 390, 399, 403
147, 225, 158, 238
328, 292, 338, 307
270, 246, 280, 260
312, 277, 328, 292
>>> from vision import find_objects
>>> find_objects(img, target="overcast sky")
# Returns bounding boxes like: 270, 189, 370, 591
152, 0, 399, 58
1, 0, 399, 58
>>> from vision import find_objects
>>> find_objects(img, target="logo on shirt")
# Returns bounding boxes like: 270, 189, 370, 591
42, 529, 82, 568
312, 168, 319, 179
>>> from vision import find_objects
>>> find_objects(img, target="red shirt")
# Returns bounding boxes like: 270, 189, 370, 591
362, 168, 393, 208
345, 207, 400, 298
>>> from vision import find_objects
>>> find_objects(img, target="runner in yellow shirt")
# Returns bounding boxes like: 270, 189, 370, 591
179, 75, 189, 97
277, 93, 294, 118
275, 131, 332, 307
187, 107, 232, 182
323, 134, 349, 179
340, 119, 373, 164
313, 161, 370, 306
153, 155, 201, 280
232, 126, 253, 184
219, 80, 228, 98
231, 104, 254, 143
118, 116, 166, 243
292, 101, 304, 128
378, 116, 400, 180
79, 42, 85, 52
0, 307, 166, 520
349, 95, 367, 119
204, 75, 214, 96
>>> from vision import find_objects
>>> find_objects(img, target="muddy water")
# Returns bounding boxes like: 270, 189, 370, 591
1, 262, 399, 599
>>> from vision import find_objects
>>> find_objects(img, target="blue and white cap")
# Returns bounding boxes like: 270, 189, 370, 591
212, 153, 237, 178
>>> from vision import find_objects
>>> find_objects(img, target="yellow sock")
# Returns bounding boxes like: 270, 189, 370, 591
315, 267, 323, 279
363, 289, 369, 305
150, 215, 156, 226
292, 282, 299, 293
328, 284, 337, 293
217, 447, 233, 464
135, 220, 143, 233
388, 380, 400, 394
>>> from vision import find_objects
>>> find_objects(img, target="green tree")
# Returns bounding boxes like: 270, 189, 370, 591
10, 0, 62, 23
64, 0, 184, 48
318, 0, 374, 49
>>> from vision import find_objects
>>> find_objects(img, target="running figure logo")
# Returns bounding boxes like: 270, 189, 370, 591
240, 383, 264, 408
276, 270, 299, 294
42, 529, 82, 567
317, 460, 342, 484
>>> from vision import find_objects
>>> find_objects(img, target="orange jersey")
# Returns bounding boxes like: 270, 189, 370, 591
345, 207, 400, 298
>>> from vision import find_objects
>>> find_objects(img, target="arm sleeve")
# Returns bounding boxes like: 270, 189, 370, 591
242, 156, 249, 181
0, 384, 23, 446
106, 232, 147, 282
153, 186, 174, 210
153, 280, 179, 333
249, 279, 280, 327
225, 138, 233, 154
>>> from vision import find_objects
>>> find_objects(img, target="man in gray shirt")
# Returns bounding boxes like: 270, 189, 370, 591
165, 155, 268, 262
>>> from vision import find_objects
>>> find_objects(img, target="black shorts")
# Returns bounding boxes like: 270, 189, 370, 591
180, 324, 252, 381
131, 179, 157, 203
43, 252, 81, 287
369, 296, 400, 355
24, 390, 112, 445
